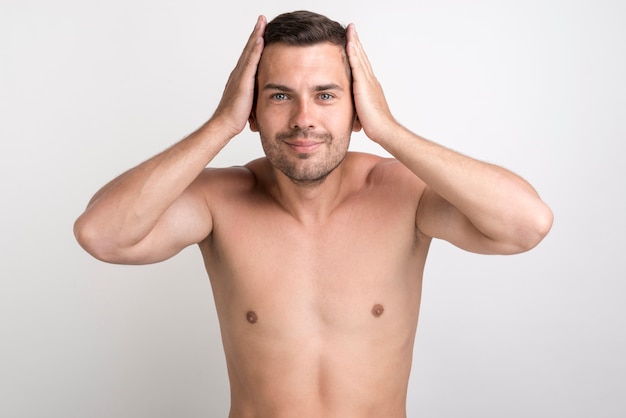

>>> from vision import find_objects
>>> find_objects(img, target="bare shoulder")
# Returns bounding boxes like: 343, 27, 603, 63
343, 152, 426, 216
353, 152, 425, 191
346, 152, 428, 240
193, 161, 259, 195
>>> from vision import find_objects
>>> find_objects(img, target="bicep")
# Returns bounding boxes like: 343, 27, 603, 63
416, 187, 501, 255
114, 183, 213, 265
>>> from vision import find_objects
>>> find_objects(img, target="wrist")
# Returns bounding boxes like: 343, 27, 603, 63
365, 118, 402, 147
203, 113, 242, 144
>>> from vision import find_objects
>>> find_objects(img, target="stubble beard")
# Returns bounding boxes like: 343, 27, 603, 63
259, 127, 350, 187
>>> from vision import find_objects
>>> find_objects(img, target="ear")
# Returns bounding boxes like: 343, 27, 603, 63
352, 114, 362, 132
249, 111, 259, 132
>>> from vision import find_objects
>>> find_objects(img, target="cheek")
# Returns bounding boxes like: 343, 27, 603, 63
253, 113, 275, 136
255, 105, 289, 130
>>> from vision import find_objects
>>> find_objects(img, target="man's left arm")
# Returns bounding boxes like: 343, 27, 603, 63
346, 24, 553, 254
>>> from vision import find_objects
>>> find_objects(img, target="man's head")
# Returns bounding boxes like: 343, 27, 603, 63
250, 11, 360, 187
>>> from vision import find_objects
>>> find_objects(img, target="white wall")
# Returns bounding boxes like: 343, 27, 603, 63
1, 0, 625, 417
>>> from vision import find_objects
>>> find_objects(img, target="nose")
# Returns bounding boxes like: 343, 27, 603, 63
290, 99, 316, 130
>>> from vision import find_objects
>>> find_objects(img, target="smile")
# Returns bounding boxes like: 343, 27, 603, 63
285, 140, 322, 153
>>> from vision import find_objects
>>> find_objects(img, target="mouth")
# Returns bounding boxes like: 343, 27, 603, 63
285, 140, 322, 153
276, 129, 330, 154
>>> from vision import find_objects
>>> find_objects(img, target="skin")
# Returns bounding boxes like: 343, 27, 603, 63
74, 15, 553, 418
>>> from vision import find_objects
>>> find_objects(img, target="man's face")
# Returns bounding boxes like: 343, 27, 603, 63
250, 42, 361, 186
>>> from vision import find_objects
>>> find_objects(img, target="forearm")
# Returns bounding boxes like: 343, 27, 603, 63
378, 124, 552, 249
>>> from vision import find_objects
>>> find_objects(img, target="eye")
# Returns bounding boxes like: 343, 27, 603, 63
271, 93, 288, 101
318, 93, 334, 101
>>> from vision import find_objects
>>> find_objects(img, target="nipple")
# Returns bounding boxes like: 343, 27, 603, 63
371, 304, 384, 317
246, 311, 258, 324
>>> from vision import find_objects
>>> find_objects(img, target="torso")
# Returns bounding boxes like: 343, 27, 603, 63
198, 152, 430, 418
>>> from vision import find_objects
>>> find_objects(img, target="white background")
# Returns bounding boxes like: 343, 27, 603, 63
1, 0, 625, 417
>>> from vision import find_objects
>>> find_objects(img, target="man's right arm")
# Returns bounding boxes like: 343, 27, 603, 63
74, 16, 266, 265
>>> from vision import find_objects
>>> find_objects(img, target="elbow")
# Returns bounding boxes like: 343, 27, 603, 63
528, 201, 554, 249
512, 202, 554, 253
73, 215, 121, 263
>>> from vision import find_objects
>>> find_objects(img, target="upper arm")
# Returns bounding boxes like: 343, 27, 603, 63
416, 186, 507, 255
105, 171, 215, 265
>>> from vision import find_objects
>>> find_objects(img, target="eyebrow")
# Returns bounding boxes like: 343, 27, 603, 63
262, 83, 344, 92
314, 83, 344, 92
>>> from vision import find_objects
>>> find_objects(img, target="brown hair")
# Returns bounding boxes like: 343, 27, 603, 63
264, 10, 347, 48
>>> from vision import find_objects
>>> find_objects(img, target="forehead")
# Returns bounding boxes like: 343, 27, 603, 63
258, 42, 350, 86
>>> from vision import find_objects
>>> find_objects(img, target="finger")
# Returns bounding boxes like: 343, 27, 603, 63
235, 15, 266, 69
346, 24, 375, 79
248, 15, 266, 46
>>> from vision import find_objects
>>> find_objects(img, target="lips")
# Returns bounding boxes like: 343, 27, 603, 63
285, 140, 322, 153
275, 129, 331, 154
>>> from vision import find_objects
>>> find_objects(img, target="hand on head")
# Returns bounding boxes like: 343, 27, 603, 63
346, 23, 395, 143
212, 15, 267, 138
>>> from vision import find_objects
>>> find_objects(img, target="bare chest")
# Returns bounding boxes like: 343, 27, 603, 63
201, 194, 428, 328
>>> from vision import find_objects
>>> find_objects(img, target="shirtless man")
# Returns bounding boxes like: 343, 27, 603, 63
74, 11, 553, 418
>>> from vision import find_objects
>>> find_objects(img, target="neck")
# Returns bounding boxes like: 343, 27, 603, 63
270, 161, 349, 225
